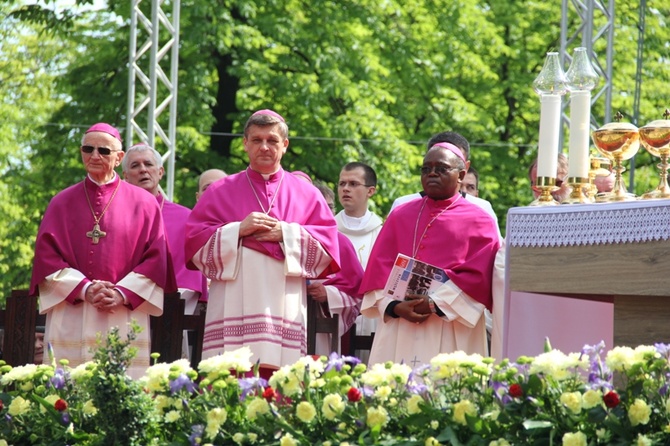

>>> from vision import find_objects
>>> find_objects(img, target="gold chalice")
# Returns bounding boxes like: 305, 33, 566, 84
639, 113, 670, 200
591, 115, 640, 202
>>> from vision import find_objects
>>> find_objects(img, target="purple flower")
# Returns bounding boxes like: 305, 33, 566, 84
655, 343, 670, 359
49, 368, 67, 390
238, 376, 267, 400
406, 381, 428, 395
491, 380, 507, 402
581, 341, 606, 359
325, 352, 360, 372
169, 373, 197, 394
61, 412, 70, 425
189, 424, 204, 446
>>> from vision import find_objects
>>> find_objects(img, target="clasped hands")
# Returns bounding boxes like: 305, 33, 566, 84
85, 280, 125, 312
395, 294, 433, 324
239, 212, 283, 242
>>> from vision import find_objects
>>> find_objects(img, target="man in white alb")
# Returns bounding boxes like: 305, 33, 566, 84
335, 162, 383, 361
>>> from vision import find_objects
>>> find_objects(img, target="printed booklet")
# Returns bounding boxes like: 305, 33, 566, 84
383, 253, 449, 300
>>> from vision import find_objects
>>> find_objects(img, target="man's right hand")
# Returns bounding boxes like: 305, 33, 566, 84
239, 212, 280, 237
86, 280, 116, 304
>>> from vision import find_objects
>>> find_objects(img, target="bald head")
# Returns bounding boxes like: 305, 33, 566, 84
196, 169, 227, 201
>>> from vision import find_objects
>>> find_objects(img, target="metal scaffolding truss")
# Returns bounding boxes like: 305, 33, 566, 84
126, 0, 181, 200
560, 0, 615, 135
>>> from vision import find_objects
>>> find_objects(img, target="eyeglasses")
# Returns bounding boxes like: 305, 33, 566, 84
420, 165, 458, 175
81, 145, 120, 156
338, 181, 372, 188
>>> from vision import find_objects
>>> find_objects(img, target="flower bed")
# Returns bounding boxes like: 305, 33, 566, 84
1, 328, 669, 445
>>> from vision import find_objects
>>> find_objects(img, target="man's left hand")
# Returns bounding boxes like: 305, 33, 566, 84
307, 282, 327, 303
406, 294, 431, 315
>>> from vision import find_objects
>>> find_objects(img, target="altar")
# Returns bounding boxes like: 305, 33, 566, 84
502, 199, 670, 359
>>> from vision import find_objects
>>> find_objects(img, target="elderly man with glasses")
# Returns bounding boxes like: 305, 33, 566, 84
30, 123, 171, 378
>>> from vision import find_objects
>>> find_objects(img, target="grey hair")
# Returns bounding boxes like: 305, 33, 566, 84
121, 143, 163, 172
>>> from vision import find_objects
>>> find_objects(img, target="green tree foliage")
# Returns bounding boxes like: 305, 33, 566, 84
1, 0, 670, 296
0, 6, 72, 298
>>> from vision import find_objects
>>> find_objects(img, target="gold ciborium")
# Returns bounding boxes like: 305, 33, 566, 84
591, 114, 640, 202
640, 112, 670, 200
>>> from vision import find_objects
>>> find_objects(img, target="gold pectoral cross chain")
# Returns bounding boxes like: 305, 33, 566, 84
86, 223, 107, 244
83, 179, 121, 245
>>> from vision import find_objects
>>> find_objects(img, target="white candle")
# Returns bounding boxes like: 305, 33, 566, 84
537, 94, 562, 179
567, 90, 591, 179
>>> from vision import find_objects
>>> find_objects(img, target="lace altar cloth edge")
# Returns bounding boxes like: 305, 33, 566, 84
507, 199, 670, 248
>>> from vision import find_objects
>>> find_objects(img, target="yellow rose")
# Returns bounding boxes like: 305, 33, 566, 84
245, 398, 270, 421
562, 431, 587, 446
322, 394, 345, 420
628, 399, 651, 426
560, 392, 583, 414
375, 385, 392, 401
582, 389, 602, 409
280, 433, 297, 446
283, 375, 302, 397
206, 407, 225, 423
154, 395, 172, 412
407, 394, 424, 415
165, 410, 181, 423
205, 421, 220, 440
605, 346, 635, 371
366, 406, 389, 428
453, 400, 477, 426
8, 396, 31, 416
206, 407, 227, 439
83, 400, 98, 416
296, 401, 317, 423
636, 434, 652, 446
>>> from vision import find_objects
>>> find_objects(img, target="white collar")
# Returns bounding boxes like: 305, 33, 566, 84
341, 209, 372, 230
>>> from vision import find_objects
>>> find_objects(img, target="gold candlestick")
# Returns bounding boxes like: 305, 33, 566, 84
530, 176, 560, 206
562, 177, 590, 204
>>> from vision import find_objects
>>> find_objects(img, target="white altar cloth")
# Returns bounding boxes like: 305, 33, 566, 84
498, 200, 670, 360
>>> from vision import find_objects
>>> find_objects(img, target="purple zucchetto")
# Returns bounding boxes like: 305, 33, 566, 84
251, 109, 285, 122
85, 123, 122, 143
430, 142, 466, 162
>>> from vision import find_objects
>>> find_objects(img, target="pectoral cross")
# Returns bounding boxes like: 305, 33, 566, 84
86, 223, 106, 244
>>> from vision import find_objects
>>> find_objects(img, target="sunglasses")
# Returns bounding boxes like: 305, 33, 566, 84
81, 145, 120, 156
